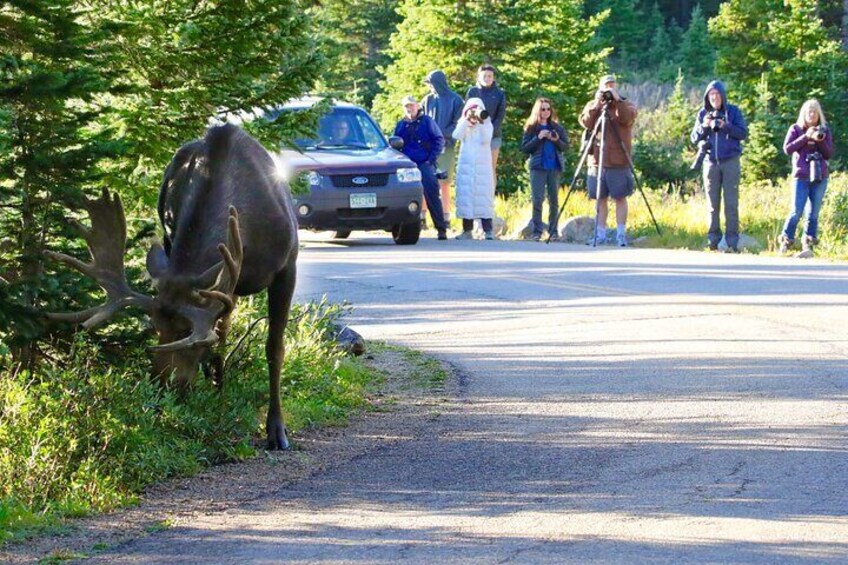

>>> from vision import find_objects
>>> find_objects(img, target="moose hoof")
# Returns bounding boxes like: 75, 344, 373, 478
267, 423, 290, 451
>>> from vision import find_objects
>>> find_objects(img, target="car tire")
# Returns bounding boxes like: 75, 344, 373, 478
392, 220, 420, 245
333, 229, 351, 239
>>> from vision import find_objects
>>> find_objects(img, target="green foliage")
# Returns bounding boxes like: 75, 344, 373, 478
0, 299, 377, 542
309, 0, 400, 108
710, 0, 848, 180
374, 0, 607, 195
633, 72, 700, 197
677, 4, 715, 82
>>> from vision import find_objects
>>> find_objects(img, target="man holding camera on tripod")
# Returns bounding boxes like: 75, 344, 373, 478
690, 80, 748, 252
580, 74, 637, 247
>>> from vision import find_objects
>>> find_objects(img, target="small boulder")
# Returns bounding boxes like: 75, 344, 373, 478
560, 216, 595, 243
332, 322, 366, 356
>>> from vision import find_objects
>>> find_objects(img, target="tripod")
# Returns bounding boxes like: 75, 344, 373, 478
546, 99, 661, 245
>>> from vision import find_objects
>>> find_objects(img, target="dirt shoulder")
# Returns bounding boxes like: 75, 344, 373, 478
1, 343, 457, 565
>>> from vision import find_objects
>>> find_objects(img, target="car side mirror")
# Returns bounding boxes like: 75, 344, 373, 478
388, 136, 404, 150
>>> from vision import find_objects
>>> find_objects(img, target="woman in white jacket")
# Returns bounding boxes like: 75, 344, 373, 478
453, 97, 496, 240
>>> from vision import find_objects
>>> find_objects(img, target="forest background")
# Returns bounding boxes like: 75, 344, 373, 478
3, 0, 848, 539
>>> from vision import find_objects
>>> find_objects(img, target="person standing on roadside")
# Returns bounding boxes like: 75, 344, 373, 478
521, 97, 569, 241
453, 97, 496, 240
423, 70, 464, 224
393, 95, 449, 240
690, 80, 748, 253
579, 74, 637, 247
466, 64, 506, 188
778, 99, 833, 255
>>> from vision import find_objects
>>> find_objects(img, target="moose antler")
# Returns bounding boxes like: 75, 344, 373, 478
44, 189, 153, 328
149, 207, 243, 353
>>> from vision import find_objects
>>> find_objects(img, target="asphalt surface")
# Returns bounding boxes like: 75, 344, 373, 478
92, 233, 848, 564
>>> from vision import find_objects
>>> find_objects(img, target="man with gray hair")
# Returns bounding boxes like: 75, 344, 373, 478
579, 74, 638, 247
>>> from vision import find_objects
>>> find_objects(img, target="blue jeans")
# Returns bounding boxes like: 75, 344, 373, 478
782, 177, 828, 240
418, 162, 447, 231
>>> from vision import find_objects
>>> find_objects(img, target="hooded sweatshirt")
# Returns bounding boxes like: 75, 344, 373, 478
690, 80, 747, 163
466, 81, 507, 139
422, 70, 464, 147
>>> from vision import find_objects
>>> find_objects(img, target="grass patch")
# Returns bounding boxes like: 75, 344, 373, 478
496, 171, 848, 259
0, 298, 381, 545
370, 342, 449, 390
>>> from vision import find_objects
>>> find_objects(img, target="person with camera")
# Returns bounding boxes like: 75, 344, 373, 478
423, 70, 464, 224
393, 95, 449, 240
453, 97, 496, 240
466, 64, 506, 188
521, 97, 569, 241
778, 99, 833, 254
690, 80, 748, 252
579, 74, 637, 247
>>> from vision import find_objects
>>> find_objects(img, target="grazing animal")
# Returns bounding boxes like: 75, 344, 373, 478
46, 124, 299, 449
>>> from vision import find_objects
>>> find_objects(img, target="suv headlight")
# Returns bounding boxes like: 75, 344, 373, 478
396, 167, 421, 183
307, 171, 322, 186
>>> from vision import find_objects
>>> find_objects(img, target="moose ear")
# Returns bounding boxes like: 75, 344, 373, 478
146, 243, 170, 279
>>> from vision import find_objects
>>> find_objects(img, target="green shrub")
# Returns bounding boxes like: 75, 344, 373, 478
0, 298, 375, 543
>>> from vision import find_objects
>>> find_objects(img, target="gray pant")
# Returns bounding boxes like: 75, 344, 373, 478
530, 168, 561, 235
703, 155, 740, 248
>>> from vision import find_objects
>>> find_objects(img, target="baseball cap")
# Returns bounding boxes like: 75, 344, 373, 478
599, 74, 616, 88
400, 95, 418, 106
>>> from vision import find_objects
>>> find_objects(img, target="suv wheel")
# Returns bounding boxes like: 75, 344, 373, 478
392, 220, 420, 245
333, 229, 351, 239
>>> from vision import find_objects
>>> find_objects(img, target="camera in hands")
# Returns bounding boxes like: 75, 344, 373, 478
812, 125, 828, 142
467, 108, 489, 122
601, 89, 614, 103
707, 110, 725, 132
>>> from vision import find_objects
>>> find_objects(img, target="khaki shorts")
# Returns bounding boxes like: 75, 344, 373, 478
436, 144, 457, 182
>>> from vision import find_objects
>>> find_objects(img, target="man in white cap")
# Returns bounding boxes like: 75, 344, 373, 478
393, 95, 448, 239
579, 74, 638, 247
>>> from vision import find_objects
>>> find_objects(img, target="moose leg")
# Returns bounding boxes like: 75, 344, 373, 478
265, 264, 296, 450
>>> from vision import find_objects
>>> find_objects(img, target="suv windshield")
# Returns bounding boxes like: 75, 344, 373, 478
291, 107, 387, 151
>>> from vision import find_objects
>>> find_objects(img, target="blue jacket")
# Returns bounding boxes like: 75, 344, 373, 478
393, 110, 445, 166
521, 122, 569, 171
466, 82, 507, 139
422, 70, 464, 147
690, 80, 747, 163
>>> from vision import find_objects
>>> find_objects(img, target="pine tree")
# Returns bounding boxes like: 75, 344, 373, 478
678, 4, 715, 81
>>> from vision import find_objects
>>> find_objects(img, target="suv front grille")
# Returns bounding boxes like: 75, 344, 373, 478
330, 173, 390, 188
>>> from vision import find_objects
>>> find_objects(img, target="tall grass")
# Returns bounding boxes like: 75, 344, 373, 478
497, 171, 848, 258
0, 298, 376, 543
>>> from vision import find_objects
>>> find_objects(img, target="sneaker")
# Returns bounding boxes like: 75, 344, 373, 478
585, 233, 604, 246
548, 232, 560, 242
437, 229, 447, 241
616, 233, 627, 247
484, 231, 494, 240
724, 246, 739, 254
706, 242, 719, 251
778, 234, 793, 253
455, 230, 474, 240
530, 233, 542, 242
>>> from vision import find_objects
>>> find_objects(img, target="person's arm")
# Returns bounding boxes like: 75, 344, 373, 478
552, 124, 569, 152
453, 117, 471, 142
614, 99, 637, 127
722, 106, 747, 141
783, 125, 806, 156
579, 100, 600, 130
448, 97, 462, 137
521, 129, 541, 154
492, 90, 507, 133
690, 110, 707, 145
819, 128, 834, 160
427, 117, 445, 163
393, 120, 403, 138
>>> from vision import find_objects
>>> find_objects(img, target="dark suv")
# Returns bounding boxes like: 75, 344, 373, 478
275, 99, 423, 244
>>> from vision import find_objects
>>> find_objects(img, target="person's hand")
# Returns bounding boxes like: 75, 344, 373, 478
538, 129, 550, 139
608, 87, 622, 101
805, 127, 817, 139
549, 130, 559, 141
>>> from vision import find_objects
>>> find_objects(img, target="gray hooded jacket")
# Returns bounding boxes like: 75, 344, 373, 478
422, 70, 464, 148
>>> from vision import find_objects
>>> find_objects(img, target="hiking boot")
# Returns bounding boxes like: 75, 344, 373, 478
802, 235, 818, 252
778, 234, 793, 254
706, 242, 718, 251
484, 231, 494, 240
455, 230, 474, 240
437, 229, 447, 241
616, 232, 627, 247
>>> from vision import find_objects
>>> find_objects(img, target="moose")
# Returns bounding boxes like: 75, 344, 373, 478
45, 124, 299, 450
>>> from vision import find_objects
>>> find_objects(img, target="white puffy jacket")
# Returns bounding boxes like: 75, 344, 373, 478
453, 97, 495, 220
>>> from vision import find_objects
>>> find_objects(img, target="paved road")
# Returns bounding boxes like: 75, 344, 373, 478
98, 234, 848, 563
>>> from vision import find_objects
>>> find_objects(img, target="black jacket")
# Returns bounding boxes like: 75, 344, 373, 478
466, 82, 507, 139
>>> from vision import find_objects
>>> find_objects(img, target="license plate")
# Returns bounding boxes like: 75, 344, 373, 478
349, 193, 377, 209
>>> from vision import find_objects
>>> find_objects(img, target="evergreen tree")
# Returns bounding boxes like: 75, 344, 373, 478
590, 0, 646, 68
310, 0, 400, 108
711, 0, 848, 179
678, 4, 715, 82
647, 24, 680, 81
